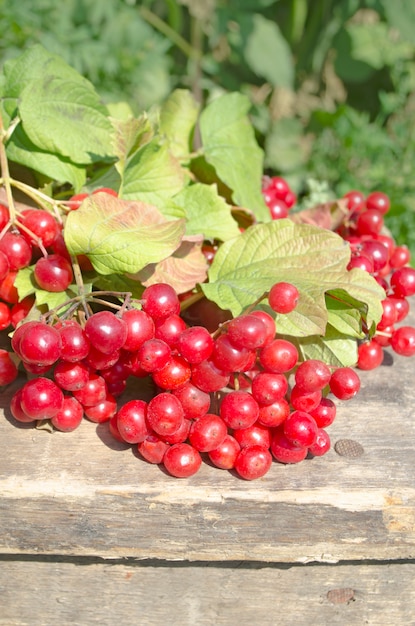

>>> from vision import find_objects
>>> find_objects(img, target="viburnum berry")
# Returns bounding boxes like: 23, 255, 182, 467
188, 413, 228, 452
271, 429, 308, 464
116, 399, 150, 444
176, 325, 214, 363
72, 374, 107, 407
289, 385, 322, 413
232, 421, 272, 449
357, 340, 384, 370
283, 410, 318, 447
191, 358, 230, 393
257, 398, 290, 428
268, 282, 299, 314
151, 354, 192, 390
390, 326, 415, 357
329, 367, 361, 400
365, 191, 390, 215
294, 359, 331, 393
0, 349, 18, 386
172, 382, 211, 420
0, 232, 32, 270
234, 444, 272, 480
137, 338, 171, 373
18, 322, 62, 366
226, 314, 268, 350
138, 435, 169, 464
309, 397, 336, 428
20, 377, 64, 420
58, 320, 90, 362
84, 311, 128, 354
251, 371, 288, 405
146, 392, 184, 437
249, 310, 276, 345
308, 428, 331, 457
390, 267, 415, 297
160, 418, 192, 445
141, 283, 180, 320
212, 334, 253, 372
208, 434, 241, 470
163, 442, 202, 478
34, 254, 74, 292
19, 209, 60, 248
219, 390, 259, 430
154, 313, 187, 348
121, 308, 155, 351
84, 393, 118, 423
259, 338, 298, 373
51, 396, 84, 432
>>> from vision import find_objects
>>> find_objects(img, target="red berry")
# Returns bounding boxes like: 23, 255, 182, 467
268, 282, 299, 314
234, 444, 272, 480
163, 443, 201, 478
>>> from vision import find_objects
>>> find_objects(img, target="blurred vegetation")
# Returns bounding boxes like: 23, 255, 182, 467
1, 0, 415, 255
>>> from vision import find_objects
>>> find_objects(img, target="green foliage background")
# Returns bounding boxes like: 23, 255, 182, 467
1, 0, 415, 258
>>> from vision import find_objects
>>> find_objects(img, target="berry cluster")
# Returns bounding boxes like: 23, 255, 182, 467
339, 190, 415, 368
261, 178, 415, 370
8, 281, 362, 480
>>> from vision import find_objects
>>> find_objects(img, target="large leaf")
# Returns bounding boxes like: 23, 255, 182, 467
1, 44, 93, 120
19, 75, 116, 164
132, 236, 208, 295
64, 193, 186, 275
202, 220, 384, 336
165, 184, 241, 241
120, 139, 187, 207
199, 93, 270, 222
293, 326, 359, 367
5, 124, 86, 190
159, 89, 200, 159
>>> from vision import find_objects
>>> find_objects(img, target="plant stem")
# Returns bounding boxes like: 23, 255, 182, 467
0, 114, 17, 223
139, 5, 198, 60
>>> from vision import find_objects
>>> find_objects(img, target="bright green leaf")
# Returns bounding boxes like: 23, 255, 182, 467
294, 325, 359, 367
202, 220, 384, 336
120, 139, 187, 207
199, 92, 270, 222
166, 184, 241, 241
19, 75, 116, 164
64, 192, 186, 275
159, 89, 200, 158
6, 124, 86, 190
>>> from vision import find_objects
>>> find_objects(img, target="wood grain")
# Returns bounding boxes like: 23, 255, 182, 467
0, 339, 414, 562
0, 559, 414, 626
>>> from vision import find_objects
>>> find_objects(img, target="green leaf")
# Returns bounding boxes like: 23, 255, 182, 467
14, 266, 37, 300
1, 44, 93, 120
120, 139, 187, 207
243, 14, 294, 87
64, 192, 186, 275
5, 124, 86, 190
294, 325, 359, 367
159, 89, 200, 159
199, 92, 270, 222
166, 184, 240, 241
19, 75, 116, 164
202, 220, 384, 336
92, 274, 145, 299
325, 295, 365, 339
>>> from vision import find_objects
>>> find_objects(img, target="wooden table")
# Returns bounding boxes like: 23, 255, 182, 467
1, 323, 414, 625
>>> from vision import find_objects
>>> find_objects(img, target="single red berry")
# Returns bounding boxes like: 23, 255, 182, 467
268, 282, 299, 314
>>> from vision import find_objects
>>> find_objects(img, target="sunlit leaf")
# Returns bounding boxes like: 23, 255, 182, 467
64, 192, 186, 275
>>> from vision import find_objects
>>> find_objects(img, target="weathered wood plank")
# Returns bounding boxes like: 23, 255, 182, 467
1, 559, 414, 626
0, 325, 414, 562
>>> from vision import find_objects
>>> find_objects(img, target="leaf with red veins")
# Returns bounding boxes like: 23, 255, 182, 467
131, 235, 208, 295
64, 192, 186, 276
290, 199, 348, 231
